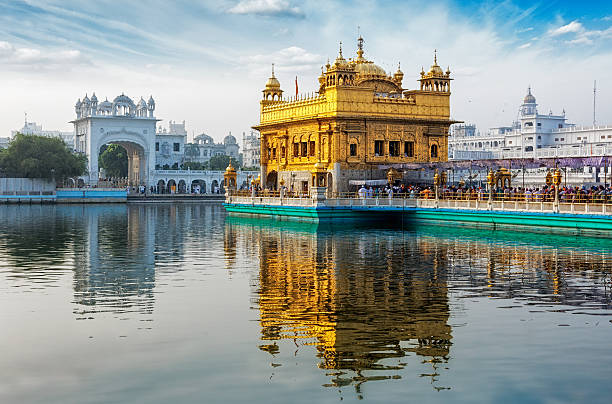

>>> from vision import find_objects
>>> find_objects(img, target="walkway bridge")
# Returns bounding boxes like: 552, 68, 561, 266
224, 190, 612, 234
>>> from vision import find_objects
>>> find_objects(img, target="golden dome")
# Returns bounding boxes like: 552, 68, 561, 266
333, 41, 349, 68
354, 61, 387, 76
265, 76, 280, 89
225, 161, 236, 173
427, 50, 444, 76
265, 64, 281, 89
428, 64, 444, 76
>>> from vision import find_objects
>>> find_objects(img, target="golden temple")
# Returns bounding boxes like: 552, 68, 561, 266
254, 36, 458, 193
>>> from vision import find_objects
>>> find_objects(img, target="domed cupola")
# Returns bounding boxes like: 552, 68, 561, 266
393, 62, 404, 85
523, 86, 536, 104
98, 98, 112, 115
419, 50, 452, 93
521, 86, 538, 116
90, 93, 98, 103
263, 64, 283, 102
224, 133, 237, 145
323, 42, 356, 88
75, 98, 82, 117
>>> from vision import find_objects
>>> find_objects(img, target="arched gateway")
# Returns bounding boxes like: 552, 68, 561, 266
71, 92, 159, 187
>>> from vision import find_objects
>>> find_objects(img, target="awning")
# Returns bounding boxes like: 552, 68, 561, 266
349, 179, 389, 186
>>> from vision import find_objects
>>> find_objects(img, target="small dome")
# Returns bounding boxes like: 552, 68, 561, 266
113, 93, 134, 104
98, 99, 112, 111
83, 94, 90, 104
524, 87, 536, 104
265, 76, 281, 89
194, 133, 213, 144
224, 134, 237, 144
138, 97, 147, 108
91, 93, 98, 102
354, 61, 386, 76
147, 95, 155, 106
75, 98, 81, 107
428, 63, 444, 76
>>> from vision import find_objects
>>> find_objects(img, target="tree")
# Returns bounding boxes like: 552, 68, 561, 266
99, 144, 128, 177
208, 155, 241, 171
182, 161, 205, 170
0, 133, 87, 180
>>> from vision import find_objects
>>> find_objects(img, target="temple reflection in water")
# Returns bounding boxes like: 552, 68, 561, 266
225, 217, 453, 388
224, 217, 612, 390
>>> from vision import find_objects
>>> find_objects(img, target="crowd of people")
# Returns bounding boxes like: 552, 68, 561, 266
353, 183, 612, 203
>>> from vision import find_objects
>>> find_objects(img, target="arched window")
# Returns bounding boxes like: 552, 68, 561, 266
430, 144, 438, 158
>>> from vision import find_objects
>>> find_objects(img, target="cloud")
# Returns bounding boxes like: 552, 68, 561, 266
228, 0, 304, 18
0, 41, 90, 69
242, 46, 323, 73
547, 21, 612, 46
549, 21, 584, 37
518, 43, 531, 49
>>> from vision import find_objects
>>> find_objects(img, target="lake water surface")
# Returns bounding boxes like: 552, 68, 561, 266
1, 204, 611, 403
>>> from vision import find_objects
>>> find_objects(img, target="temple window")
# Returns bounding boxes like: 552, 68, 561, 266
404, 141, 414, 157
309, 141, 315, 156
155, 142, 159, 152
301, 142, 308, 157
173, 143, 180, 152
272, 147, 276, 159
374, 140, 384, 156
293, 143, 299, 157
389, 141, 400, 157
281, 146, 286, 159
349, 143, 357, 156
430, 144, 438, 158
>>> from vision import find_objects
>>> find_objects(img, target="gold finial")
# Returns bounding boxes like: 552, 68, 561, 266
434, 49, 437, 64
339, 41, 343, 58
271, 63, 275, 77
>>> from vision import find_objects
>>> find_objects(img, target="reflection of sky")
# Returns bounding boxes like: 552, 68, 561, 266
0, 205, 611, 403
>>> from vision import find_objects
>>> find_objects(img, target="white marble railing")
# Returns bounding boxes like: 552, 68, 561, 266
226, 195, 611, 215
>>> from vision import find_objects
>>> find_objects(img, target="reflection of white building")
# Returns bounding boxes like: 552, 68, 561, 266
242, 131, 260, 168
10, 120, 74, 147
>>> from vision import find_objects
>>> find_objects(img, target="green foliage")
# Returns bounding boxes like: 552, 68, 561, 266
182, 161, 205, 170
99, 144, 128, 177
0, 133, 87, 180
208, 155, 241, 171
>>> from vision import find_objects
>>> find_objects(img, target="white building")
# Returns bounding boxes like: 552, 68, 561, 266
242, 130, 260, 169
71, 92, 158, 186
448, 88, 612, 187
9, 120, 74, 147
69, 92, 253, 192
155, 120, 187, 169
450, 87, 612, 160
185, 132, 240, 166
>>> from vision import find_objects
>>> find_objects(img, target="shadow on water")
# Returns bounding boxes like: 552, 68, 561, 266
224, 214, 612, 395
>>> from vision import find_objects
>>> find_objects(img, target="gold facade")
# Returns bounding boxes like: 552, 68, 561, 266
254, 38, 457, 192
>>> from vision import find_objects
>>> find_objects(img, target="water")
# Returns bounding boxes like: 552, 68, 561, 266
1, 204, 611, 403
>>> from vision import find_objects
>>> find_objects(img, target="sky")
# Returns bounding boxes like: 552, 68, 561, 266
2, 0, 612, 142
